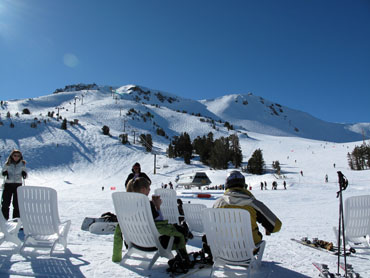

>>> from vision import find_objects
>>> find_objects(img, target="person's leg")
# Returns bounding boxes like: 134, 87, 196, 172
1, 184, 13, 220
12, 184, 22, 219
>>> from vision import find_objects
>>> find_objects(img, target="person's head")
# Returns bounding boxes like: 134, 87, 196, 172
127, 177, 150, 196
132, 162, 141, 173
225, 170, 246, 190
7, 150, 24, 165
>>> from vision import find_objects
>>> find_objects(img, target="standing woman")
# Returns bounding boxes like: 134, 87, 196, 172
1, 150, 27, 220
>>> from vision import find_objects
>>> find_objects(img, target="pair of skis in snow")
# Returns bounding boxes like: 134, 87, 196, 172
291, 238, 355, 256
312, 262, 361, 278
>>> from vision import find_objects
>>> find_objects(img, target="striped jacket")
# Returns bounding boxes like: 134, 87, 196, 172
213, 187, 282, 244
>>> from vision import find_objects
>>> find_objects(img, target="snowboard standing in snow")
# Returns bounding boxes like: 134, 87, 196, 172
291, 238, 355, 256
81, 212, 118, 234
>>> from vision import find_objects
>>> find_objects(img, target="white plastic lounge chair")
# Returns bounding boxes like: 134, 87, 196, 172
17, 186, 71, 255
182, 203, 206, 236
202, 208, 266, 278
0, 212, 22, 247
333, 195, 370, 248
154, 188, 180, 224
112, 192, 175, 270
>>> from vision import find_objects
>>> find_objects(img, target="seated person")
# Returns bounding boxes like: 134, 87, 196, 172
113, 178, 191, 272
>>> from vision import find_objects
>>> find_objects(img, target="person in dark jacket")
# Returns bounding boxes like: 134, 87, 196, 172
1, 150, 27, 220
124, 162, 151, 188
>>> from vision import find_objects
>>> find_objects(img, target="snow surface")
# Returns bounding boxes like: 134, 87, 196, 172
0, 86, 369, 277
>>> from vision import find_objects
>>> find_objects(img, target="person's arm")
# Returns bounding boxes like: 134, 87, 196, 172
125, 174, 133, 187
141, 173, 152, 185
21, 164, 27, 179
2, 165, 8, 179
252, 198, 282, 234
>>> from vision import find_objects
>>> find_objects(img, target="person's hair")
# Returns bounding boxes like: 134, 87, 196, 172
126, 177, 150, 193
132, 162, 141, 173
6, 149, 26, 165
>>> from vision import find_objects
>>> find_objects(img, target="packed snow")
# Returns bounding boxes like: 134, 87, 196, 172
0, 86, 369, 277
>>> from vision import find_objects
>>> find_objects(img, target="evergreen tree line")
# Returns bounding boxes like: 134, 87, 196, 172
347, 143, 370, 170
167, 132, 243, 169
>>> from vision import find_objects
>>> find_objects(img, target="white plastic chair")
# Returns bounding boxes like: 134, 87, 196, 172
112, 192, 175, 270
333, 195, 370, 248
154, 188, 180, 224
202, 208, 266, 278
0, 212, 22, 247
17, 186, 71, 255
182, 203, 206, 236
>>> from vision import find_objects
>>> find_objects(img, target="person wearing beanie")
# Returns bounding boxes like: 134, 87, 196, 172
213, 170, 282, 244
124, 162, 151, 188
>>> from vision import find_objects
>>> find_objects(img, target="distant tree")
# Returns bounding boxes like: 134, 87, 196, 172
247, 149, 265, 175
272, 160, 281, 175
22, 108, 31, 114
119, 133, 129, 144
167, 143, 175, 158
102, 125, 110, 135
156, 127, 166, 137
61, 118, 67, 130
224, 121, 234, 130
208, 137, 230, 169
172, 132, 193, 164
347, 143, 370, 170
140, 133, 153, 152
6, 112, 11, 118
229, 134, 242, 168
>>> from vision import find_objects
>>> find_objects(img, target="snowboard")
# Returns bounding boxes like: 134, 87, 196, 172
88, 221, 118, 234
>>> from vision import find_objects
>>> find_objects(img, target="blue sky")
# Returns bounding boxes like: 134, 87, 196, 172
1, 0, 369, 124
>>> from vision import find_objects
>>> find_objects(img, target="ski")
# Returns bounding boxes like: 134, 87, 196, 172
312, 262, 339, 278
338, 263, 361, 278
291, 238, 355, 256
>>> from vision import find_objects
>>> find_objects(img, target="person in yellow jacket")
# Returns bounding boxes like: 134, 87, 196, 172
213, 171, 282, 244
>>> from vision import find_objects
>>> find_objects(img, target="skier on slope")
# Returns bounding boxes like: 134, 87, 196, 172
213, 171, 282, 244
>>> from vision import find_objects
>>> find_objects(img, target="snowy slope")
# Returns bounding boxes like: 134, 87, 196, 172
0, 85, 369, 277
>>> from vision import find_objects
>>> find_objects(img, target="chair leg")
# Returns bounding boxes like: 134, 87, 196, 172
147, 252, 160, 270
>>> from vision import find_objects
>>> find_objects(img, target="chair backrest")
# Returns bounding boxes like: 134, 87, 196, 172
112, 192, 161, 249
202, 208, 257, 265
154, 188, 180, 224
17, 186, 60, 236
345, 195, 370, 238
182, 203, 206, 234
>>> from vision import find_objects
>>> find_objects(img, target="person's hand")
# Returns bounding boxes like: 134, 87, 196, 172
265, 230, 271, 236
21, 171, 27, 179
152, 195, 162, 210
2, 171, 8, 178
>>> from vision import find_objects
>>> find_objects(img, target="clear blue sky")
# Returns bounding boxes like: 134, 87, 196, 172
1, 0, 369, 123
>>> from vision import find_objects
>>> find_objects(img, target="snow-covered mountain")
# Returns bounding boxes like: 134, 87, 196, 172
0, 83, 368, 172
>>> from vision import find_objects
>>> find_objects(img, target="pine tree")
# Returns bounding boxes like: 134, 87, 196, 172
61, 118, 67, 130
229, 134, 242, 168
208, 137, 229, 169
247, 149, 265, 175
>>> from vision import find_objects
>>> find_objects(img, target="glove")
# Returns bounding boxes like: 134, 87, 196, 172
2, 171, 8, 178
22, 171, 27, 179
